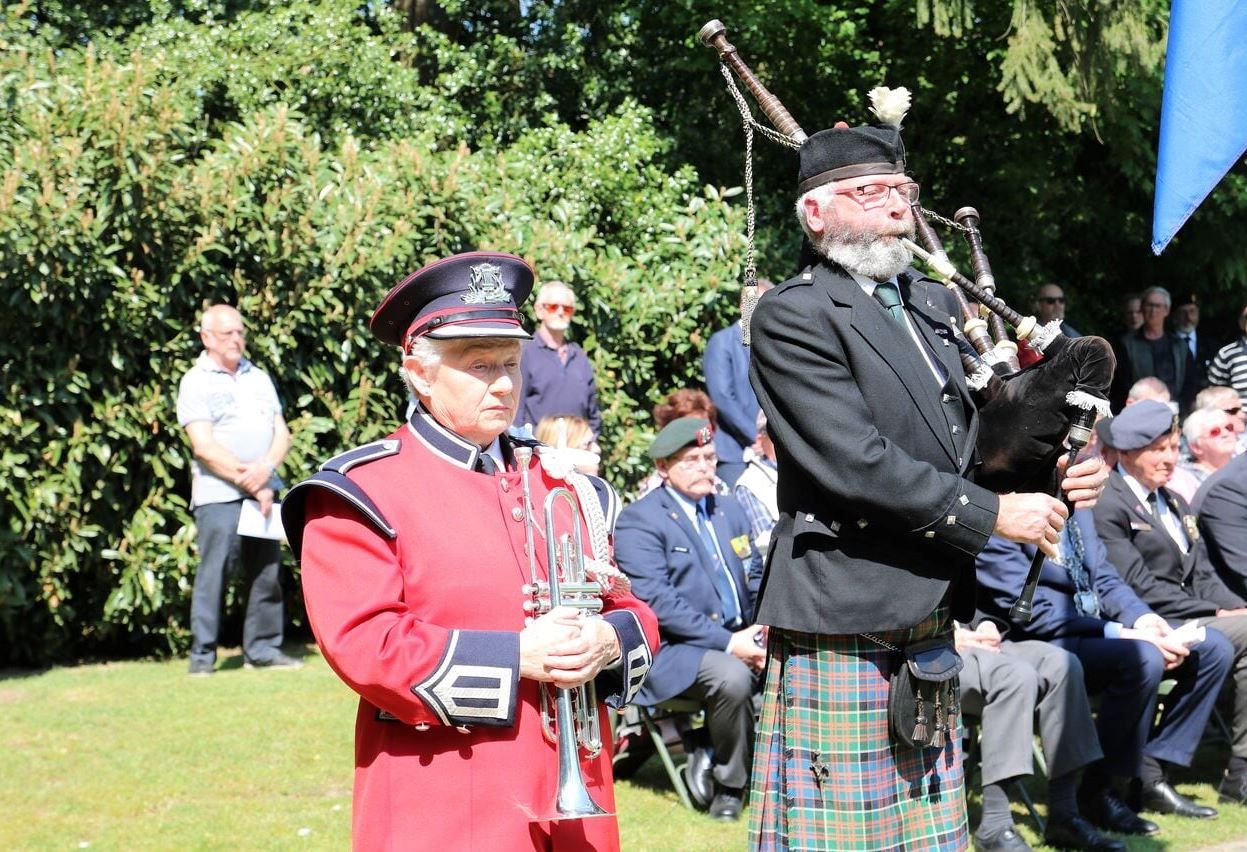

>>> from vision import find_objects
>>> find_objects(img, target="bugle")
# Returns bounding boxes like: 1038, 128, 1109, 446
514, 446, 610, 820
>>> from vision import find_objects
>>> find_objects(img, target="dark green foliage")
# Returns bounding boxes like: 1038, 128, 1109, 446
0, 1, 744, 665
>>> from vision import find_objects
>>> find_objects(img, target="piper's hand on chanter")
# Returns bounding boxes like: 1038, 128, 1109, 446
1056, 455, 1109, 509
995, 492, 1068, 559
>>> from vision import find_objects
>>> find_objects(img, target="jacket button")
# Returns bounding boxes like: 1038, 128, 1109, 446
710, 613, 720, 621
512, 507, 525, 522
805, 513, 815, 522
857, 519, 868, 529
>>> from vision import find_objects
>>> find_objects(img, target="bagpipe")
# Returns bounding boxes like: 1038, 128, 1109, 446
699, 20, 1116, 620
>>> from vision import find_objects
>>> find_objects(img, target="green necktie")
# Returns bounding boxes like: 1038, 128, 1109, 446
874, 280, 905, 325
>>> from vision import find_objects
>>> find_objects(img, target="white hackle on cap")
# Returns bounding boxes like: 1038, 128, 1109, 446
868, 86, 911, 127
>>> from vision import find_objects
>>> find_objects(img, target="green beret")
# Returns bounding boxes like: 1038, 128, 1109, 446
648, 416, 714, 460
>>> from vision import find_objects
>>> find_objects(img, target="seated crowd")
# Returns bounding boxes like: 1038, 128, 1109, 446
516, 285, 1247, 848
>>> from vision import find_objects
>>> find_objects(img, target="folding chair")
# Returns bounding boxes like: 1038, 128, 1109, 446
627, 698, 705, 810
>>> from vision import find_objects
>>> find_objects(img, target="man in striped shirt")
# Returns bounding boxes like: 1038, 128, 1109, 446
1208, 303, 1247, 402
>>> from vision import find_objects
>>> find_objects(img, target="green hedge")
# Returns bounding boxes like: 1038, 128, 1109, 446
0, 2, 745, 665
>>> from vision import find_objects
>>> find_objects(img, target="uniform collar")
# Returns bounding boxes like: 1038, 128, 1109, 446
407, 400, 500, 471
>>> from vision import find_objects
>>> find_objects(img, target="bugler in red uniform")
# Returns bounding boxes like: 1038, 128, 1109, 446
283, 252, 658, 851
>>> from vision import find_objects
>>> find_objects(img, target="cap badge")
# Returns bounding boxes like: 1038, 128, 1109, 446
696, 425, 714, 446
462, 262, 509, 304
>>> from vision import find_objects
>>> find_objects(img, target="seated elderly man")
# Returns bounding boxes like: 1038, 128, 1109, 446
1093, 399, 1247, 812
956, 618, 1122, 852
1169, 406, 1239, 502
281, 252, 659, 850
978, 505, 1234, 837
615, 417, 764, 822
1194, 452, 1247, 602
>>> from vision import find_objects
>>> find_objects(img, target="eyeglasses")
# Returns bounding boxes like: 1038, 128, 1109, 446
205, 328, 246, 339
539, 303, 575, 316
670, 452, 718, 470
1039, 296, 1066, 305
1142, 302, 1168, 311
832, 181, 920, 209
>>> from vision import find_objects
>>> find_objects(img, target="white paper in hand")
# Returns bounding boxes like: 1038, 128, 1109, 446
236, 499, 285, 541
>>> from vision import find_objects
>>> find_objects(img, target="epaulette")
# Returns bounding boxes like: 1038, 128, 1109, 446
281, 439, 401, 561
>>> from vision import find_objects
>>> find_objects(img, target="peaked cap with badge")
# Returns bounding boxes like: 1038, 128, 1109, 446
370, 251, 534, 347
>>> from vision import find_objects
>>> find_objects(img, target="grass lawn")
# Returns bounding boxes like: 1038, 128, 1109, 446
2, 646, 1244, 850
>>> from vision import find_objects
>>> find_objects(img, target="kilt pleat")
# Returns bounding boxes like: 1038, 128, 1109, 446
748, 608, 968, 851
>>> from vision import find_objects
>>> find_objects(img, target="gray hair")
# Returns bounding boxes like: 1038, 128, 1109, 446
399, 336, 448, 395
1140, 286, 1171, 308
794, 185, 837, 242
1182, 407, 1223, 446
1195, 385, 1240, 412
755, 408, 768, 435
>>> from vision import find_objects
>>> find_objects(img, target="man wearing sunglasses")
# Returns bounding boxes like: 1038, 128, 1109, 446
1032, 283, 1081, 339
517, 280, 602, 438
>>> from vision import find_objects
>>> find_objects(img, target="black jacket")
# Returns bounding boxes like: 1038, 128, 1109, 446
1091, 470, 1244, 618
748, 260, 998, 634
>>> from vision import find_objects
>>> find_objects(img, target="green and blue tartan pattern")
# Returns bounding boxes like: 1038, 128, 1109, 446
749, 608, 968, 850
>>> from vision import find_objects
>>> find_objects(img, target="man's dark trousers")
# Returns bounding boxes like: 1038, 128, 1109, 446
191, 500, 284, 666
1052, 631, 1233, 775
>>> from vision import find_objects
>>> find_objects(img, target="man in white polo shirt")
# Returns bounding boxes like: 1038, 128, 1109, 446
177, 304, 296, 676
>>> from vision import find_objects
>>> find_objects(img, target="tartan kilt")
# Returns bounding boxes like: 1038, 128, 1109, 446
748, 607, 967, 851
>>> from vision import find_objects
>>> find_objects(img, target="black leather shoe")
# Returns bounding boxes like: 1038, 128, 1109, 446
709, 786, 743, 822
682, 746, 714, 810
1078, 788, 1159, 836
1217, 772, 1247, 805
971, 827, 1031, 851
1043, 815, 1126, 851
1139, 780, 1218, 819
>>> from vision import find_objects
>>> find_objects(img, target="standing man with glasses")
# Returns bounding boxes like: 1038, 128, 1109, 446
614, 416, 764, 822
745, 95, 1107, 850
517, 279, 602, 437
1111, 286, 1198, 415
177, 304, 297, 675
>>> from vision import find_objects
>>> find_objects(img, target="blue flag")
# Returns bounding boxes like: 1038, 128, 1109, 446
1152, 0, 1247, 255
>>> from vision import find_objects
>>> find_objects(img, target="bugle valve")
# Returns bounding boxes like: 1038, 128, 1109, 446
514, 446, 610, 820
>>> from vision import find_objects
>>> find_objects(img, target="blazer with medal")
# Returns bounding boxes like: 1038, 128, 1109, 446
748, 259, 999, 635
614, 487, 762, 706
1091, 469, 1245, 619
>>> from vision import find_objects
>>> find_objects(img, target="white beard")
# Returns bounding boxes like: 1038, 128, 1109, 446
816, 222, 915, 282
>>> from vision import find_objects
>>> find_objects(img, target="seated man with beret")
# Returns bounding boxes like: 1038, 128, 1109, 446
1092, 399, 1247, 811
282, 252, 659, 850
978, 502, 1233, 837
614, 417, 764, 822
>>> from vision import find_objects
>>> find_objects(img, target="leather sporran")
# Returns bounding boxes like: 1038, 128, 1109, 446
874, 636, 963, 749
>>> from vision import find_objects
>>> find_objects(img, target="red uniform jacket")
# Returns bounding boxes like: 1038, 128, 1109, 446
283, 407, 658, 851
